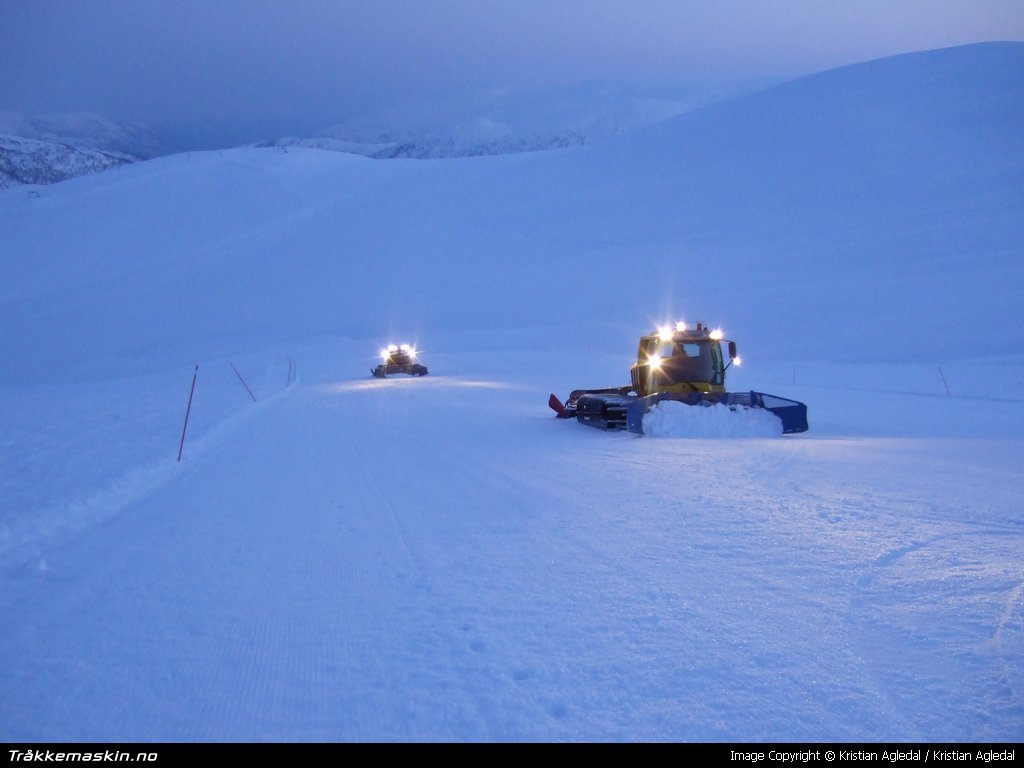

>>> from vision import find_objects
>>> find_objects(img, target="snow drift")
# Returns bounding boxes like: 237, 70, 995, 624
642, 400, 783, 438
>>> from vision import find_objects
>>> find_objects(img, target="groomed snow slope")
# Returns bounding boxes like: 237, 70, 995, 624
0, 43, 1022, 742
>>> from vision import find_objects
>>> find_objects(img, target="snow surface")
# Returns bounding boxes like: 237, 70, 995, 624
1, 43, 1022, 743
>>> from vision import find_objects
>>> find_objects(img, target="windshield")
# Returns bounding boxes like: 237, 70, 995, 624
653, 339, 722, 383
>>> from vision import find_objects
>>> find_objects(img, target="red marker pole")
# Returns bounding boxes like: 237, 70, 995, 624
178, 364, 198, 462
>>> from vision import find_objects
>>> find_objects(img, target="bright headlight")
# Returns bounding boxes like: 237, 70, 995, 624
709, 329, 724, 340
657, 325, 674, 342
648, 354, 663, 369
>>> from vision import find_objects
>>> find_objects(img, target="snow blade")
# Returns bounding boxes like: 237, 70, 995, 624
626, 391, 809, 435
751, 391, 809, 434
371, 363, 428, 378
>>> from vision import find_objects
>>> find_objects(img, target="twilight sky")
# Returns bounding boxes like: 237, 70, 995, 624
2, 0, 1022, 139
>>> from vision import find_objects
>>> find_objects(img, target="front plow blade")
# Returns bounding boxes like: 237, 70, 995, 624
626, 391, 809, 435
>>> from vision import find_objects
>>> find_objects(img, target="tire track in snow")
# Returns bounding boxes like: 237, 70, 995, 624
343, 403, 433, 590
992, 581, 1024, 723
847, 524, 1024, 740
412, 421, 907, 740
354, 388, 569, 738
308, 377, 515, 739
313, 377, 660, 737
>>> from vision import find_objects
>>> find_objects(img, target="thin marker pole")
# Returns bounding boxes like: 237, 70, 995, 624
178, 364, 199, 462
231, 363, 257, 402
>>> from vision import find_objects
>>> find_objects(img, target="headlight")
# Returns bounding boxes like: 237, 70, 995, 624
648, 355, 663, 370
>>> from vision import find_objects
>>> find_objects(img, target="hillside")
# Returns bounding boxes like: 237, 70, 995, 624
3, 44, 1021, 383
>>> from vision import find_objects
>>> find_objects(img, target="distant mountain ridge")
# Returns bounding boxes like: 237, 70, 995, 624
0, 133, 137, 189
254, 79, 770, 159
0, 112, 163, 189
0, 112, 163, 157
0, 79, 769, 186
251, 128, 589, 159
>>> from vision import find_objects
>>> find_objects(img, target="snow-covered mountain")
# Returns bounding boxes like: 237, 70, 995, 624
253, 126, 589, 159
258, 79, 774, 159
0, 111, 163, 158
0, 80, 771, 187
0, 133, 137, 189
1, 43, 1021, 742
0, 112, 165, 189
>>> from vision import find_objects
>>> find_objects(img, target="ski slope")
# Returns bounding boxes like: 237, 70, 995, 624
2, 345, 1022, 741
1, 43, 1022, 742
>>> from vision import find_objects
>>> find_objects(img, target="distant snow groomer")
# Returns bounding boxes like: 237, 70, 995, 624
548, 321, 808, 434
372, 344, 428, 378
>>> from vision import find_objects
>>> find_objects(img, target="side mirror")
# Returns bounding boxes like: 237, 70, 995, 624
728, 341, 737, 359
